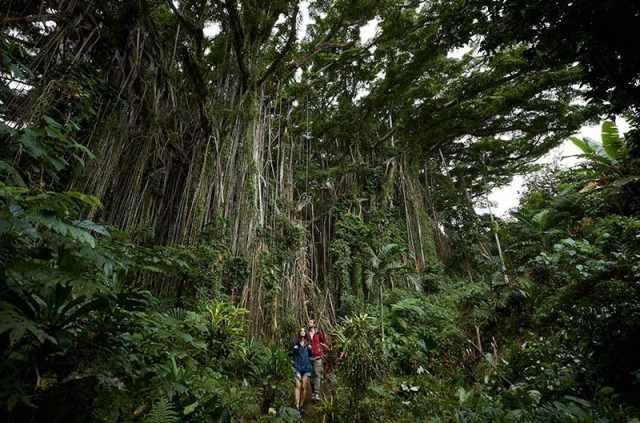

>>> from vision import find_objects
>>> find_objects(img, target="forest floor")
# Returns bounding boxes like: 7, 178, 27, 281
301, 396, 323, 423
303, 406, 322, 422
299, 388, 323, 422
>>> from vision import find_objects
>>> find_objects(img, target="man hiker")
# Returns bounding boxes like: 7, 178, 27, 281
306, 318, 328, 400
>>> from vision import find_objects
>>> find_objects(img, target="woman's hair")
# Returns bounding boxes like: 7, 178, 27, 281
298, 327, 306, 341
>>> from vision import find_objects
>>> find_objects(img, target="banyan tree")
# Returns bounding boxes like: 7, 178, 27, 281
1, 0, 598, 338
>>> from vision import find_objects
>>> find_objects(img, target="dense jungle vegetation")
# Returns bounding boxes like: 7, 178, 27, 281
1, 0, 640, 422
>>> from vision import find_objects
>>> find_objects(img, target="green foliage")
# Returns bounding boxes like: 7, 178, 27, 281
19, 117, 95, 181
79, 299, 250, 422
207, 301, 249, 358
0, 169, 252, 422
248, 344, 292, 413
276, 314, 300, 347
0, 34, 30, 81
330, 207, 371, 296
0, 177, 142, 416
384, 293, 434, 374
504, 333, 585, 396
496, 139, 640, 420
364, 243, 419, 294
334, 312, 384, 413
565, 121, 640, 216
318, 391, 348, 423
363, 242, 420, 341
143, 398, 179, 423
383, 370, 615, 423
272, 405, 302, 423
274, 213, 307, 248
445, 0, 640, 123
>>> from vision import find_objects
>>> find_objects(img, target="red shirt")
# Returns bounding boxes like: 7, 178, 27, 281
307, 329, 328, 358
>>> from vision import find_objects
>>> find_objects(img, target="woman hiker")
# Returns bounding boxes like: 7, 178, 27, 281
289, 327, 313, 413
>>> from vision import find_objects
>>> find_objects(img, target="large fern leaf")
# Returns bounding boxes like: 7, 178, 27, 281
0, 302, 57, 346
143, 398, 178, 423
73, 219, 111, 237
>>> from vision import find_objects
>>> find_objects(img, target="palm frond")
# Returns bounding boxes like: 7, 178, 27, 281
601, 120, 623, 160
364, 269, 376, 291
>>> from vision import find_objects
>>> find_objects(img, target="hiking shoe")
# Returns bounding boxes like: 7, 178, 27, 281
299, 406, 305, 414
312, 393, 320, 400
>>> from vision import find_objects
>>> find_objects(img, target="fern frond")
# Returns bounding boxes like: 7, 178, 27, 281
73, 219, 111, 237
390, 298, 425, 316
0, 302, 57, 346
143, 398, 178, 423
166, 307, 186, 321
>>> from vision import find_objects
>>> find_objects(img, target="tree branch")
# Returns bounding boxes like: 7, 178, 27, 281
0, 14, 59, 24
165, 0, 198, 35
370, 129, 397, 150
223, 0, 249, 89
257, 5, 299, 87
288, 21, 344, 70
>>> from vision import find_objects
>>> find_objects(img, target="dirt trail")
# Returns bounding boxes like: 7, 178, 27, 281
301, 393, 323, 423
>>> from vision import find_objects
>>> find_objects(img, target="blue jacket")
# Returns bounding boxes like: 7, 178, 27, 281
289, 341, 313, 374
